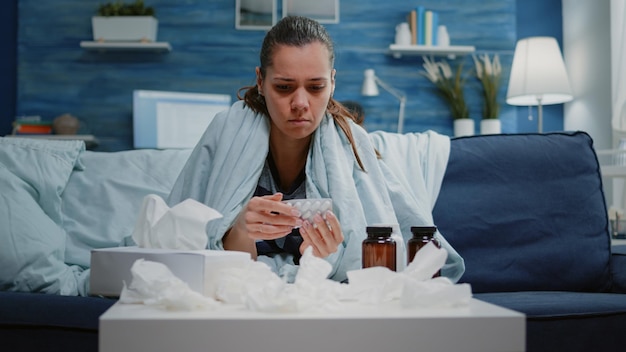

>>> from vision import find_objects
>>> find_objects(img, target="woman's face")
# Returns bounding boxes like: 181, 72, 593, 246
257, 42, 335, 143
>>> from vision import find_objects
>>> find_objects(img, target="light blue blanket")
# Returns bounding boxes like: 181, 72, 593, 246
168, 101, 464, 282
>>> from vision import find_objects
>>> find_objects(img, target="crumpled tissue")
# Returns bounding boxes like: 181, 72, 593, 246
131, 194, 223, 250
119, 259, 219, 310
345, 241, 472, 308
214, 247, 344, 313
121, 208, 471, 312
211, 242, 471, 313
115, 194, 232, 310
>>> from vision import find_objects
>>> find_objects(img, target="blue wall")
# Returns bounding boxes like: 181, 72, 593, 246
515, 0, 564, 132
2, 0, 562, 151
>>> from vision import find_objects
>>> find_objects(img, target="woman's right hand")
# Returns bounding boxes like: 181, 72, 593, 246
223, 193, 302, 257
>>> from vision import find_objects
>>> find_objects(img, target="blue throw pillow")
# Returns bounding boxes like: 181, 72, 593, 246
433, 132, 611, 293
0, 137, 87, 295
62, 148, 192, 268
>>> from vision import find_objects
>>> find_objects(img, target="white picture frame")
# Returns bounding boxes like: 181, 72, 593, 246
282, 0, 339, 24
236, 0, 277, 30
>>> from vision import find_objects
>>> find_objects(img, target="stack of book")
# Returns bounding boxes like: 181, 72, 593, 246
407, 6, 440, 46
11, 116, 52, 135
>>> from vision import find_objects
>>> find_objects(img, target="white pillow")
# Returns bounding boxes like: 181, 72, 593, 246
62, 149, 192, 268
0, 137, 86, 295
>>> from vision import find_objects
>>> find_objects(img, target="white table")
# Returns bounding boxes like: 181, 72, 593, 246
100, 298, 525, 352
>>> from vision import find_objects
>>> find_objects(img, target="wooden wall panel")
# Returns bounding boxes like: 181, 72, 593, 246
17, 0, 515, 150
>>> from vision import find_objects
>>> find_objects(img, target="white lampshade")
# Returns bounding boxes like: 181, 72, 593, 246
361, 69, 380, 96
506, 36, 573, 106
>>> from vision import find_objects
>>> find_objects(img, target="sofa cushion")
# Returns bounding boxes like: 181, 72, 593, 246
62, 149, 192, 268
0, 291, 116, 352
433, 132, 611, 293
476, 291, 626, 352
0, 137, 87, 295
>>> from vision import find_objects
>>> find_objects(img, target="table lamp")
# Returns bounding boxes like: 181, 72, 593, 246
506, 37, 573, 133
361, 69, 407, 133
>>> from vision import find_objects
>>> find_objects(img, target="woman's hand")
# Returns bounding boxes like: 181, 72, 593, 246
224, 193, 302, 258
241, 193, 303, 239
299, 211, 344, 258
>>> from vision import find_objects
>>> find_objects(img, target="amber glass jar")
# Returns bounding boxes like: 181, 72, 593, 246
362, 226, 396, 271
408, 226, 441, 276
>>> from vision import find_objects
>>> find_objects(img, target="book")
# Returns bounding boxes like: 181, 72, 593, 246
416, 6, 426, 45
432, 11, 439, 45
12, 120, 53, 135
424, 10, 433, 46
409, 9, 417, 45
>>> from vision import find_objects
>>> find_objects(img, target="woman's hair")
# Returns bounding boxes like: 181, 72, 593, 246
237, 16, 366, 170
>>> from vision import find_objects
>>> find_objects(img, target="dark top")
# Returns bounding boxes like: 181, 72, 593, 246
254, 153, 306, 264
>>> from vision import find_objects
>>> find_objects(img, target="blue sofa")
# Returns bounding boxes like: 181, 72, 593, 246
1, 131, 625, 352
433, 131, 626, 352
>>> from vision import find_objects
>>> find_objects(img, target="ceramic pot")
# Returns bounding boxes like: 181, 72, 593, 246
480, 119, 501, 135
454, 118, 475, 137
53, 114, 80, 135
92, 16, 158, 42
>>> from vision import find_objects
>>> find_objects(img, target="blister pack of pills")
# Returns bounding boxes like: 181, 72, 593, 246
283, 198, 333, 223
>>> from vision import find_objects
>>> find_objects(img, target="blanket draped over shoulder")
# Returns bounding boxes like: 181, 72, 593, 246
168, 101, 464, 282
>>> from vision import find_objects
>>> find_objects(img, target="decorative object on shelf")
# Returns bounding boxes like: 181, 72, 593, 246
395, 22, 411, 46
361, 69, 407, 134
92, 0, 158, 42
436, 25, 450, 47
11, 116, 52, 135
421, 56, 471, 137
473, 53, 502, 134
506, 37, 573, 133
52, 114, 80, 135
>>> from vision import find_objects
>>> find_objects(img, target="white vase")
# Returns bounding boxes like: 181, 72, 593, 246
480, 119, 501, 135
454, 118, 475, 137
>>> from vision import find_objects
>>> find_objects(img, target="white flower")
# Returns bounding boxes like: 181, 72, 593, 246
422, 57, 440, 83
420, 56, 470, 119
438, 61, 453, 79
482, 53, 493, 76
493, 54, 501, 76
472, 53, 502, 119
472, 55, 483, 78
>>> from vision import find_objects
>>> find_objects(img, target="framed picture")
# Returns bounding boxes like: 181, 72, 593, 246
236, 0, 277, 30
282, 0, 339, 24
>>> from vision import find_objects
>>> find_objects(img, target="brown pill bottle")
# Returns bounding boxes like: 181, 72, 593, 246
408, 226, 441, 277
362, 226, 397, 271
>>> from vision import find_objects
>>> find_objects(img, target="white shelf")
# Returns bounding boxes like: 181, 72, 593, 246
389, 44, 475, 58
80, 41, 172, 52
596, 149, 626, 178
7, 134, 99, 148
601, 165, 626, 178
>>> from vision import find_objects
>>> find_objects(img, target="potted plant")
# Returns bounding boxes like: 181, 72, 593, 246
92, 0, 158, 42
421, 57, 473, 137
473, 53, 502, 134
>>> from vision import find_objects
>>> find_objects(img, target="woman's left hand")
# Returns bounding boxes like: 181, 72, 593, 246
299, 211, 344, 258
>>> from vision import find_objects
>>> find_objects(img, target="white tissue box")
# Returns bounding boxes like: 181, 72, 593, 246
90, 247, 250, 298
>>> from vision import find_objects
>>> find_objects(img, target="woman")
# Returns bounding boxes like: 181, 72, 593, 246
168, 16, 464, 283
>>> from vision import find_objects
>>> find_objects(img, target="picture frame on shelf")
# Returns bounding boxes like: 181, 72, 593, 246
235, 0, 276, 30
282, 0, 339, 24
